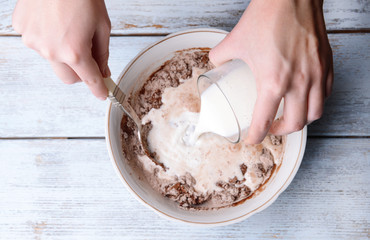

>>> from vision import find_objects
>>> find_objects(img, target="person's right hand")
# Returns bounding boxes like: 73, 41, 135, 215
209, 0, 333, 144
12, 0, 111, 100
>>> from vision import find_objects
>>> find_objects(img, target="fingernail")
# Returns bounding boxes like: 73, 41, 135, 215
98, 96, 106, 101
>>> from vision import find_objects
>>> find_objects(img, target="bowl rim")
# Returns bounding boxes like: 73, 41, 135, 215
105, 28, 307, 226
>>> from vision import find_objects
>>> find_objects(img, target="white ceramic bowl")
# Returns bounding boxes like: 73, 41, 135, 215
105, 28, 307, 227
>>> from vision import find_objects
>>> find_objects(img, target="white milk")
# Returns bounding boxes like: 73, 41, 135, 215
184, 59, 283, 145
141, 67, 286, 194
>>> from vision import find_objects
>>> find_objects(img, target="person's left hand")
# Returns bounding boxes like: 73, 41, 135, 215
12, 0, 111, 100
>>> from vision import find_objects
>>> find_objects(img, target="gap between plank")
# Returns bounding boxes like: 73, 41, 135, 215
0, 137, 105, 140
0, 29, 369, 37
0, 136, 368, 140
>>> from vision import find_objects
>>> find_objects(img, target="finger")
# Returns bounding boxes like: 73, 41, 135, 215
306, 84, 325, 123
12, 0, 27, 33
50, 61, 81, 84
70, 54, 108, 100
245, 91, 282, 145
92, 21, 111, 77
325, 51, 334, 98
270, 90, 308, 135
21, 35, 36, 50
208, 34, 235, 67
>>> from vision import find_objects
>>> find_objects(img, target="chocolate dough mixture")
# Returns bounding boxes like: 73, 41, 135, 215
120, 49, 285, 209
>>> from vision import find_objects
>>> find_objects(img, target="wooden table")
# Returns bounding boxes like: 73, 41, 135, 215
0, 0, 369, 239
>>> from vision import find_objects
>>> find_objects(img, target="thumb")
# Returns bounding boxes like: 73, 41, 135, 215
92, 24, 111, 78
209, 33, 235, 67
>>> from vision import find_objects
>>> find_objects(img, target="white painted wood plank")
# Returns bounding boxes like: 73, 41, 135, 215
1, 0, 369, 35
0, 138, 368, 239
0, 34, 369, 137
308, 33, 370, 136
0, 36, 160, 138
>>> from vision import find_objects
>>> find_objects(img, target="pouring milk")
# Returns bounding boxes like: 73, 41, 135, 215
184, 59, 283, 145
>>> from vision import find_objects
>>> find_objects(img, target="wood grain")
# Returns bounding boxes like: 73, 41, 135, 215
0, 138, 368, 239
308, 33, 370, 136
0, 36, 159, 138
1, 1, 368, 238
1, 0, 370, 36
0, 34, 369, 138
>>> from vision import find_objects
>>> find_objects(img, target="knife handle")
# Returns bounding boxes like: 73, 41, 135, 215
103, 77, 142, 129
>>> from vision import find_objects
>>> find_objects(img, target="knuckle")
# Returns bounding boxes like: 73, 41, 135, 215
308, 109, 323, 122
265, 77, 286, 97
83, 77, 99, 86
40, 48, 55, 61
21, 35, 34, 49
288, 121, 306, 133
292, 70, 310, 91
64, 45, 82, 65
295, 70, 307, 83
265, 67, 292, 96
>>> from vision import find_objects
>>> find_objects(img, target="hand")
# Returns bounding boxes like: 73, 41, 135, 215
209, 0, 333, 144
12, 0, 111, 100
